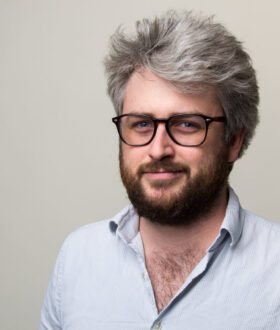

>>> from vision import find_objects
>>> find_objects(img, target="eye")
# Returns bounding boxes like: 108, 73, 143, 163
134, 121, 152, 128
169, 116, 204, 135
175, 120, 201, 130
180, 121, 196, 128
131, 120, 153, 130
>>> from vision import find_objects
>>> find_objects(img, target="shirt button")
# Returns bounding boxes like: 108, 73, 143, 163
142, 273, 146, 281
153, 322, 162, 330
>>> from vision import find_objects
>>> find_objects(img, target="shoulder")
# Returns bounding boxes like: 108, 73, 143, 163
65, 218, 112, 245
242, 209, 280, 234
60, 205, 133, 258
62, 219, 115, 256
241, 208, 280, 252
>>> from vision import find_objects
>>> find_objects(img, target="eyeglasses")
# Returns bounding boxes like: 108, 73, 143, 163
112, 113, 226, 147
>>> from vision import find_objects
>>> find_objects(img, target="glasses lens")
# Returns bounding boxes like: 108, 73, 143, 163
119, 115, 154, 145
169, 115, 206, 146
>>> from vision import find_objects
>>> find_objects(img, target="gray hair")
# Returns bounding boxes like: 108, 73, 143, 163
104, 10, 259, 157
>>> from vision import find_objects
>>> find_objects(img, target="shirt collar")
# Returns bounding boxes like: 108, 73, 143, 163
109, 187, 244, 249
109, 204, 139, 244
208, 187, 244, 251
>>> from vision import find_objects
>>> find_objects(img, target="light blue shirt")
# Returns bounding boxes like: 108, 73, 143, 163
39, 188, 280, 329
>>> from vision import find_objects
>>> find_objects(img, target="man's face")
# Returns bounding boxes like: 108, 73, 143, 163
119, 70, 239, 226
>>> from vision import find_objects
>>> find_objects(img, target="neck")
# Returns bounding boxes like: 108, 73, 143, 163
139, 186, 228, 253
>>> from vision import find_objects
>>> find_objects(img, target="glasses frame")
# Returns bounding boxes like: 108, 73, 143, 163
112, 113, 226, 147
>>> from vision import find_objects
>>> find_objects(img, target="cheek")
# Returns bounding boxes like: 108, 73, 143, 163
178, 144, 220, 176
121, 144, 147, 173
177, 148, 202, 168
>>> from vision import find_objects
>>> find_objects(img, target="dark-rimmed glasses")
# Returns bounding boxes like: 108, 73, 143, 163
112, 113, 226, 147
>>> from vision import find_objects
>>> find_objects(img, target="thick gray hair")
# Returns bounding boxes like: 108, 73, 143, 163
104, 10, 259, 157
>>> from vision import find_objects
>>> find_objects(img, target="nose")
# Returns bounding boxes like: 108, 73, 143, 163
148, 123, 175, 160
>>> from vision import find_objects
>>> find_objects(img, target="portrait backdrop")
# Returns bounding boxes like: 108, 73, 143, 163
1, 0, 279, 329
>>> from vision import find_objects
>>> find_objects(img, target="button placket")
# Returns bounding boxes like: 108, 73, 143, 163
153, 321, 162, 330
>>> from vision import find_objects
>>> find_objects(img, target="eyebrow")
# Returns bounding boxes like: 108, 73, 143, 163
124, 110, 205, 117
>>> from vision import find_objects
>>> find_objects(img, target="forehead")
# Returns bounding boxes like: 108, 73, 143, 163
123, 70, 222, 118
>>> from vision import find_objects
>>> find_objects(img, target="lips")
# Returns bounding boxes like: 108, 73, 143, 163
143, 170, 184, 180
137, 159, 190, 181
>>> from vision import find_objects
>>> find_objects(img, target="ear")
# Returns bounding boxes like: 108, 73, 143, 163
228, 130, 245, 163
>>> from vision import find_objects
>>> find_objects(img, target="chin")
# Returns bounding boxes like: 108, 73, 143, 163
142, 181, 185, 199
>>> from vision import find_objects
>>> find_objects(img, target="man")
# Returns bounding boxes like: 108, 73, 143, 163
39, 10, 280, 330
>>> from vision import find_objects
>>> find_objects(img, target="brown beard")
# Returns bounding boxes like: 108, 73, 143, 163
119, 146, 230, 227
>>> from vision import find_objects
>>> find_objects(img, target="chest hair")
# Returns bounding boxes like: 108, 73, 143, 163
145, 248, 205, 313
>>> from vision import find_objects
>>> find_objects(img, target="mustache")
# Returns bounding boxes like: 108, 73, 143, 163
137, 159, 190, 176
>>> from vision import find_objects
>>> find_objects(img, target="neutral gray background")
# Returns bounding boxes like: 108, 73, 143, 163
1, 0, 279, 329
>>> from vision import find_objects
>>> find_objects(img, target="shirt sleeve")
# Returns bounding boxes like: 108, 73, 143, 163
38, 244, 65, 330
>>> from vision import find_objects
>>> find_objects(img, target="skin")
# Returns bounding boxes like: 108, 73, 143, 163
121, 70, 244, 311
122, 69, 243, 251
